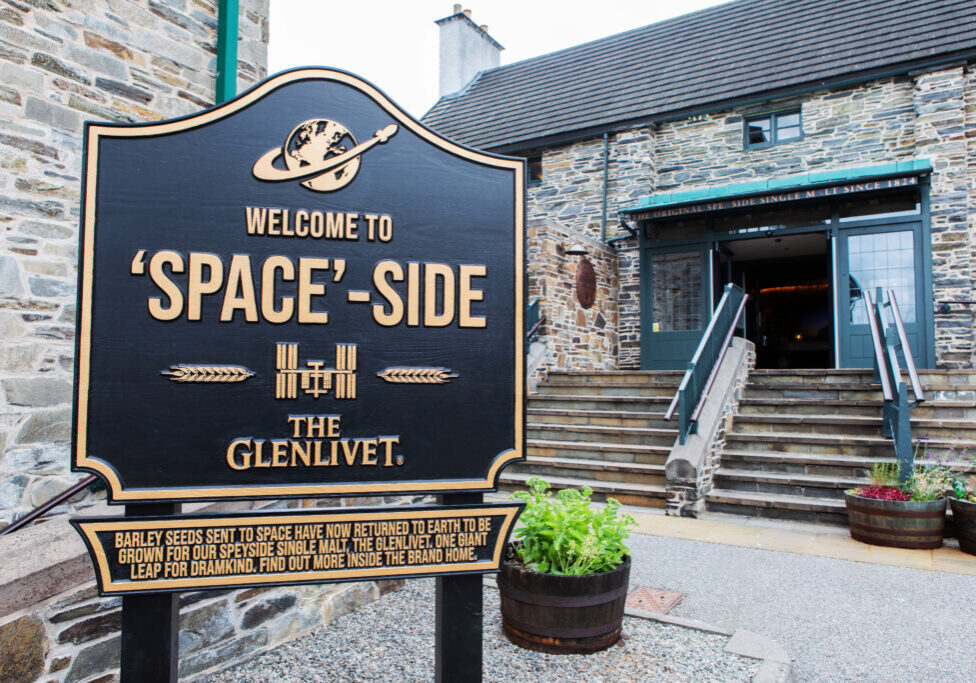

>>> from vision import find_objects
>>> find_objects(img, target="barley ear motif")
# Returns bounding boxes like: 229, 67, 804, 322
377, 367, 458, 384
162, 365, 255, 383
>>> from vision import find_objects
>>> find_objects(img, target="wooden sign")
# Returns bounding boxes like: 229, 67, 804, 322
72, 68, 525, 502
72, 503, 522, 594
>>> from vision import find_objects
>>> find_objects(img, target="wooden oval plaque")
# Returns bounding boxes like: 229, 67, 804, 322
576, 257, 596, 309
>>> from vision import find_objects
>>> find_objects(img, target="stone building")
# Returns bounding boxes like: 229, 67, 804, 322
425, 0, 976, 375
424, 1, 976, 520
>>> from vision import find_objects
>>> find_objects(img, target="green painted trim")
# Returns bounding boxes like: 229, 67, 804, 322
216, 0, 239, 104
622, 159, 932, 213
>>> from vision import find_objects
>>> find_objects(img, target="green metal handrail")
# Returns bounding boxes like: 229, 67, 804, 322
526, 297, 543, 342
867, 288, 925, 485
665, 283, 748, 444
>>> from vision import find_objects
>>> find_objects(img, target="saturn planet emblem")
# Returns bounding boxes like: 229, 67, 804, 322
252, 119, 398, 192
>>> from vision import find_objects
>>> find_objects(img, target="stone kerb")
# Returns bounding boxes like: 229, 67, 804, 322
664, 338, 755, 517
526, 219, 619, 378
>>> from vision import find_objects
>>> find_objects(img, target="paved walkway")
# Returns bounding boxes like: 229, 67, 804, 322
622, 509, 976, 681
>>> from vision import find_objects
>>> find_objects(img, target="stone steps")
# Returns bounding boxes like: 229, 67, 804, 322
527, 407, 668, 428
536, 382, 679, 397
527, 422, 678, 447
713, 469, 866, 500
527, 439, 670, 466
528, 394, 674, 412
510, 372, 681, 506
545, 370, 686, 385
498, 471, 667, 508
506, 456, 666, 486
706, 490, 849, 525
708, 368, 976, 525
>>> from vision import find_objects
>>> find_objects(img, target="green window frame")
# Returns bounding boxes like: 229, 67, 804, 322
744, 110, 802, 148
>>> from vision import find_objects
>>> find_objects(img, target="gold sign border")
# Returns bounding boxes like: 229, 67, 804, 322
74, 68, 525, 501
74, 505, 522, 593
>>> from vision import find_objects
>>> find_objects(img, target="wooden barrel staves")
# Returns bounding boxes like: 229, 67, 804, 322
844, 493, 946, 549
497, 554, 630, 654
949, 497, 976, 555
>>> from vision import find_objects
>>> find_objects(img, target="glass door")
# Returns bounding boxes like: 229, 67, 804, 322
641, 245, 709, 369
836, 223, 928, 368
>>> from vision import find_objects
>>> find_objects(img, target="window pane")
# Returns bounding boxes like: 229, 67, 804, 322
714, 204, 830, 235
847, 230, 916, 324
652, 251, 701, 331
777, 112, 800, 127
777, 125, 801, 140
645, 218, 707, 241
747, 118, 771, 144
527, 156, 542, 185
838, 189, 920, 222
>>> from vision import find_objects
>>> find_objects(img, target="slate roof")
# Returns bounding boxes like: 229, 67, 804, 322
422, 0, 976, 152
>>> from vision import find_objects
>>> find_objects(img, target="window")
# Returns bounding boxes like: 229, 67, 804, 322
527, 156, 542, 186
745, 111, 802, 148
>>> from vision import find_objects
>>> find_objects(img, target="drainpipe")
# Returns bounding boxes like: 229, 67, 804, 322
600, 132, 609, 243
216, 0, 239, 104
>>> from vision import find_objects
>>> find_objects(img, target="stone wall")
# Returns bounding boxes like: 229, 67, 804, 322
0, 0, 270, 527
526, 67, 976, 372
526, 219, 618, 377
664, 339, 755, 517
916, 65, 973, 367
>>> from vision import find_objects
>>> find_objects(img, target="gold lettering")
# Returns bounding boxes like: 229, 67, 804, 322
424, 263, 455, 327
148, 250, 184, 321
372, 260, 404, 326
261, 255, 295, 324
297, 257, 329, 324
294, 210, 309, 237
187, 252, 223, 321
271, 440, 288, 467
407, 262, 420, 326
226, 439, 252, 470
360, 439, 377, 466
459, 265, 487, 328
245, 207, 267, 235
220, 254, 258, 322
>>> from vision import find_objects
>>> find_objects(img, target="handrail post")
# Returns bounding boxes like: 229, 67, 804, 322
893, 380, 912, 486
665, 284, 747, 443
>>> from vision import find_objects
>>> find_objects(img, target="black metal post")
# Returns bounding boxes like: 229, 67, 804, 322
435, 492, 483, 683
120, 503, 180, 683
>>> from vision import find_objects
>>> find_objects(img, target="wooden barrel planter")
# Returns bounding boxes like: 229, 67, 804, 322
844, 493, 946, 549
949, 498, 976, 555
497, 552, 630, 654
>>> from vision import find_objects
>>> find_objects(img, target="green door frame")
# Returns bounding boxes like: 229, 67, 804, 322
639, 242, 712, 369
637, 177, 935, 369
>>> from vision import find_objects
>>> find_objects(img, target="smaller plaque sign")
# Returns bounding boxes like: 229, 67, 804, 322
73, 504, 522, 594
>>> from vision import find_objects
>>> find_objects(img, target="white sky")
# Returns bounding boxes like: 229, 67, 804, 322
269, 1, 730, 117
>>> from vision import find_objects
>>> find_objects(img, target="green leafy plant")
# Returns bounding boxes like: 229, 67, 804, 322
869, 462, 899, 488
509, 477, 636, 576
909, 464, 953, 501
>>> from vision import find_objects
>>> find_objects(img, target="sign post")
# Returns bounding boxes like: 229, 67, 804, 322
72, 68, 524, 679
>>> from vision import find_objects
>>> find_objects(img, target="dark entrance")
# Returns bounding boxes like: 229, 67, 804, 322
719, 232, 831, 369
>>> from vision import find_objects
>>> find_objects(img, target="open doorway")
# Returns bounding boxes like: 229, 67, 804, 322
719, 232, 832, 369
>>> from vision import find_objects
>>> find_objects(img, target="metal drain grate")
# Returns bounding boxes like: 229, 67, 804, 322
626, 586, 685, 614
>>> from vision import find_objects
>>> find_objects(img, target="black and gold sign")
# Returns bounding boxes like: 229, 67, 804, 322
72, 503, 522, 594
73, 68, 525, 501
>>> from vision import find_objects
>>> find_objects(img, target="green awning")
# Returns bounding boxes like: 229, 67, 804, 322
621, 159, 931, 215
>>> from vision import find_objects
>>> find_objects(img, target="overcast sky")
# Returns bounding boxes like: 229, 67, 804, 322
268, 0, 730, 117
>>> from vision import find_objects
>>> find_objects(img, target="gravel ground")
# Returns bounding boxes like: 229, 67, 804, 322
209, 578, 760, 682
626, 533, 976, 682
